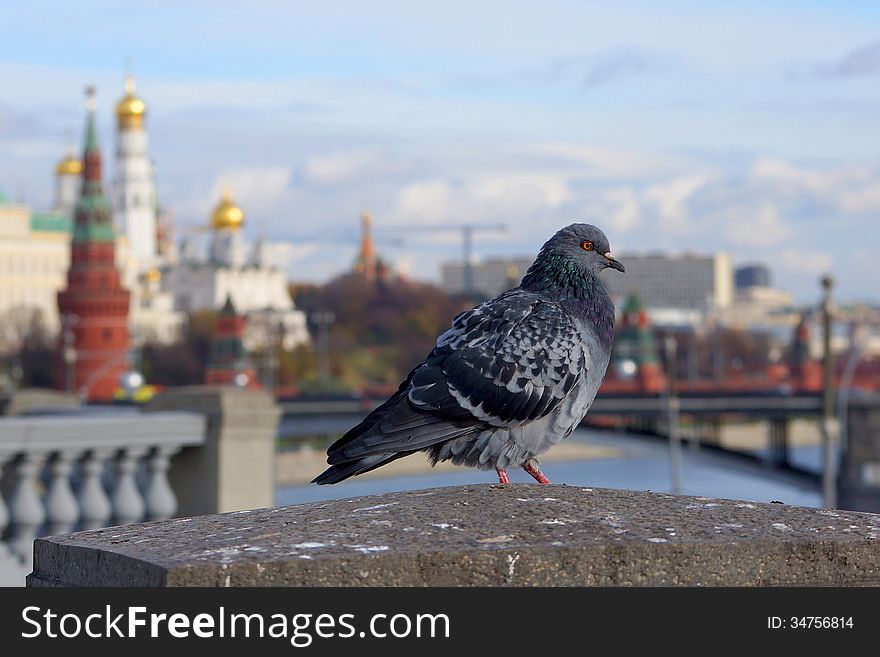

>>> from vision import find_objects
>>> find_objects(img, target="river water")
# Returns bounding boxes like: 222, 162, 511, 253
277, 428, 823, 508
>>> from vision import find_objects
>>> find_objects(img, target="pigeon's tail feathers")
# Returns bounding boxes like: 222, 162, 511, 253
311, 453, 400, 485
315, 394, 482, 484
328, 401, 478, 463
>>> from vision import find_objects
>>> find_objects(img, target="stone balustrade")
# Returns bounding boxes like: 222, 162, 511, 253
0, 410, 206, 568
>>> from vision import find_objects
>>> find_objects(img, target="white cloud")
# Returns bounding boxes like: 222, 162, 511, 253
271, 241, 319, 276
520, 142, 693, 180
394, 180, 457, 223
303, 149, 409, 186
721, 202, 792, 247
643, 172, 713, 235
777, 247, 833, 278
469, 174, 572, 209
749, 157, 880, 215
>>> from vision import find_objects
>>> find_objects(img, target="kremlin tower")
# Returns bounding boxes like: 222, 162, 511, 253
609, 293, 666, 393
353, 211, 378, 281
57, 87, 131, 401
112, 74, 158, 269
204, 296, 258, 387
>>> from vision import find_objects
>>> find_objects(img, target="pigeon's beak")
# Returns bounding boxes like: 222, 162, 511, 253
603, 252, 625, 273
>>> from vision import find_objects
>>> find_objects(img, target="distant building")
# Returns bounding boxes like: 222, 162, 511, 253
0, 80, 182, 353
112, 74, 159, 271
713, 262, 799, 330
608, 293, 665, 393
161, 191, 309, 351
441, 257, 533, 298
353, 212, 378, 280
735, 264, 771, 289
204, 296, 258, 388
351, 211, 397, 284
52, 146, 82, 217
718, 285, 797, 331
0, 138, 87, 352
600, 252, 733, 326
0, 198, 71, 351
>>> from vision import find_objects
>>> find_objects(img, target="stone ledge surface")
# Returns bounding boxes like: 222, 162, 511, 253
27, 485, 880, 587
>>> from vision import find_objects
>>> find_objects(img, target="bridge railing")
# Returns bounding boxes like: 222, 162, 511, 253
0, 410, 206, 568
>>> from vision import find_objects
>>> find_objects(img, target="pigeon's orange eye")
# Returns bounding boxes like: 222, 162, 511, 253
581, 240, 594, 251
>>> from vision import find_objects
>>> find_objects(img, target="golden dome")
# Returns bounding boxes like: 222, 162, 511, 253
55, 151, 82, 176
211, 189, 245, 230
116, 75, 146, 129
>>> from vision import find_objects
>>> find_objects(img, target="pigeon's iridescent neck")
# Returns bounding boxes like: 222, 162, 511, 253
520, 256, 616, 347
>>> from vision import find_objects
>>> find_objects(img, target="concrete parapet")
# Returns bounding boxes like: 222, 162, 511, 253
144, 386, 281, 517
28, 484, 880, 587
0, 388, 80, 416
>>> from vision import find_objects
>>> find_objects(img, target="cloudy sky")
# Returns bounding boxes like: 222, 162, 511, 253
2, 1, 879, 301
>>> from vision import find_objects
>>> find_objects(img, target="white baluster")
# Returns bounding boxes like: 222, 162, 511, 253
0, 452, 12, 559
45, 451, 80, 536
144, 446, 179, 521
0, 453, 10, 535
110, 448, 146, 525
77, 451, 112, 531
6, 452, 46, 562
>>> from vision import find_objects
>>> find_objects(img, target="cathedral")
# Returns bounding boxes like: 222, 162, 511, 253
162, 189, 309, 352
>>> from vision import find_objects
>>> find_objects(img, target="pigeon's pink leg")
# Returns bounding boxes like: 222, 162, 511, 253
523, 462, 551, 484
496, 468, 510, 484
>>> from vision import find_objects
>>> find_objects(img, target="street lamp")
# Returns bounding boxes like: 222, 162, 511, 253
311, 311, 335, 392
820, 274, 836, 509
118, 370, 145, 395
60, 313, 79, 394
664, 335, 682, 495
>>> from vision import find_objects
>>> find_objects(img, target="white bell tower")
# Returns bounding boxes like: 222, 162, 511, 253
112, 74, 158, 269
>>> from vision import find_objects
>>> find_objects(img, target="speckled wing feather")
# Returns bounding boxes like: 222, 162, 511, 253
409, 289, 586, 426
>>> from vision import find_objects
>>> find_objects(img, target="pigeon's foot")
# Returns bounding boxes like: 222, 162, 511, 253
496, 468, 510, 484
523, 461, 551, 484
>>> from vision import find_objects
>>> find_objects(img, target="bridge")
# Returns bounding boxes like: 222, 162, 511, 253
278, 390, 824, 429
276, 389, 828, 475
279, 390, 821, 418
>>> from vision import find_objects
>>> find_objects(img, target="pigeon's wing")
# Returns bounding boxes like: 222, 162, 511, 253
408, 289, 587, 427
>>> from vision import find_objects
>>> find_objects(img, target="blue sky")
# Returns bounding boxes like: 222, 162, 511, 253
2, 1, 880, 301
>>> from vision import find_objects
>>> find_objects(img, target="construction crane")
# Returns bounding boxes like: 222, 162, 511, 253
382, 223, 507, 295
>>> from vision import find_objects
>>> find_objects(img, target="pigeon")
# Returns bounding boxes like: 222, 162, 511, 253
312, 223, 624, 485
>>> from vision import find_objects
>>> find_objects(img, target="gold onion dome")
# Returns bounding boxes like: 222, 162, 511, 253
116, 75, 146, 128
55, 150, 82, 176
211, 189, 245, 230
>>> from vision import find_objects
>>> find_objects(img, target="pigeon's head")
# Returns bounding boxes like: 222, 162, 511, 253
542, 223, 625, 275
520, 223, 624, 296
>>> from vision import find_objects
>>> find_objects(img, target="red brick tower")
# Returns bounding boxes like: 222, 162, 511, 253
57, 87, 131, 401
204, 296, 259, 388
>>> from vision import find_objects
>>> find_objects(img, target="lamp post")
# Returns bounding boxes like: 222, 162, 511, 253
311, 311, 335, 392
837, 322, 868, 456
665, 334, 682, 495
61, 313, 79, 394
820, 275, 836, 509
